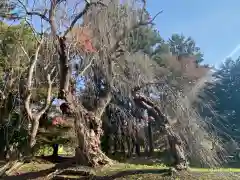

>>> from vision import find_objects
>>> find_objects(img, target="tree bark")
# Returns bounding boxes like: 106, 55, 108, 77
57, 36, 112, 167
148, 121, 154, 155
29, 118, 40, 148
73, 108, 112, 167
165, 126, 187, 170
52, 144, 59, 157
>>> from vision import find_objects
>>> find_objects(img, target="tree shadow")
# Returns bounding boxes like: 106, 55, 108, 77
2, 153, 172, 180
50, 169, 170, 180
2, 159, 76, 180
37, 155, 74, 163
93, 169, 170, 180
117, 151, 173, 167
2, 163, 171, 180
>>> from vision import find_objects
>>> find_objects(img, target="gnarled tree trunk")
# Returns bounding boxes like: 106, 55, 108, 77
57, 36, 112, 167
74, 112, 111, 166
165, 126, 187, 170
132, 88, 188, 170
63, 94, 111, 166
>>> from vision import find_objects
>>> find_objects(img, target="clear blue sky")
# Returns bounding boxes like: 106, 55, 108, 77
147, 0, 240, 67
14, 0, 240, 67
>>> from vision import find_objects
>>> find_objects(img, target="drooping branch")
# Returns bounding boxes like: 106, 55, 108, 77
63, 1, 106, 37
132, 81, 166, 92
131, 89, 168, 125
108, 4, 162, 56
17, 0, 50, 22
131, 87, 188, 170
92, 2, 163, 118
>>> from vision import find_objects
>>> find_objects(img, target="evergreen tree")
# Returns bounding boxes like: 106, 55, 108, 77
168, 34, 204, 64
200, 57, 240, 141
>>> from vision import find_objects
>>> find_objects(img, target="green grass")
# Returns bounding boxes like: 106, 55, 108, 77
6, 157, 240, 180
94, 163, 240, 180
95, 163, 168, 176
190, 167, 240, 173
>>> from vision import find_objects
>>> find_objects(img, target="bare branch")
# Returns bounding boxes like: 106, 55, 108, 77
37, 72, 54, 117
19, 45, 31, 62
108, 11, 163, 56
0, 90, 5, 100
132, 81, 166, 92
26, 39, 44, 90
49, 0, 67, 36
27, 11, 50, 22
63, 1, 106, 37
139, 0, 162, 24
49, 0, 58, 37
17, 0, 50, 22
79, 57, 94, 76
22, 37, 44, 119
146, 11, 163, 25
24, 20, 46, 43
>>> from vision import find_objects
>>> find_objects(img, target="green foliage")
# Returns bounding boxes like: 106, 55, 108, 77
0, 21, 37, 76
127, 26, 164, 54
200, 57, 240, 160
168, 34, 204, 64
0, 112, 28, 154
36, 122, 74, 153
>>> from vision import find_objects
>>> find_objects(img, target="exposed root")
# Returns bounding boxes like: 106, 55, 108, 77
0, 160, 23, 177
75, 147, 113, 167
46, 165, 95, 179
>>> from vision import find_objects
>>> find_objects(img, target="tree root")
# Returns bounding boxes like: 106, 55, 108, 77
75, 146, 113, 167
46, 166, 95, 179
0, 160, 23, 177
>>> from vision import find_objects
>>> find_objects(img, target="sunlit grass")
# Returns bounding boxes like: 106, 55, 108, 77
190, 168, 240, 172
95, 163, 168, 176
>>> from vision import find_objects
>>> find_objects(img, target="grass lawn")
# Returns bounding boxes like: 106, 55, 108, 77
3, 158, 240, 180
190, 167, 240, 173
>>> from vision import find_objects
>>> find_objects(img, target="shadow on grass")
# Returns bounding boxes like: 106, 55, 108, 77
2, 159, 76, 180
93, 169, 170, 180
106, 150, 173, 167
38, 155, 74, 163
2, 153, 171, 180
50, 169, 170, 180
3, 164, 170, 180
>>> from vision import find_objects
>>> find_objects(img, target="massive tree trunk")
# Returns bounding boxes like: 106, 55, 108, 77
132, 88, 188, 170
166, 126, 187, 170
59, 94, 112, 167
57, 37, 111, 167
71, 103, 111, 166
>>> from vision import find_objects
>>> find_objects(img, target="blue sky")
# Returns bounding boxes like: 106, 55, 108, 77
12, 0, 240, 67
147, 0, 240, 67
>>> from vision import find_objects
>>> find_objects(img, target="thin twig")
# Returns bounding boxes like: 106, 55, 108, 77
63, 1, 107, 37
